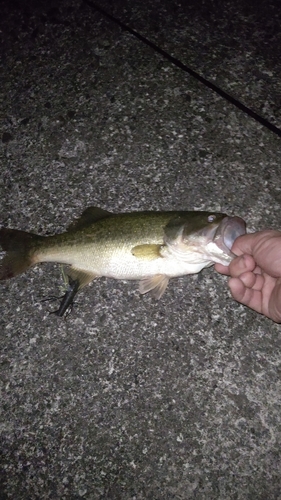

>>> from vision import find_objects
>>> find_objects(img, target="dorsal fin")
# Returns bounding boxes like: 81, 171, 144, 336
67, 207, 112, 231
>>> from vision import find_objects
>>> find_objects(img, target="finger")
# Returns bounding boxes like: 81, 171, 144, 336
237, 271, 264, 291
215, 255, 258, 277
228, 254, 256, 278
228, 277, 263, 314
214, 263, 230, 275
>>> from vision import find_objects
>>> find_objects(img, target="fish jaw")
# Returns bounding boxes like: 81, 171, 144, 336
206, 216, 246, 265
163, 215, 246, 267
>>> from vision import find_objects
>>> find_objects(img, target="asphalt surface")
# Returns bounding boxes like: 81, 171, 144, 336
1, 0, 281, 498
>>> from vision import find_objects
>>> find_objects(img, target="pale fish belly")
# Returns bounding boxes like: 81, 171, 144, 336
100, 250, 213, 280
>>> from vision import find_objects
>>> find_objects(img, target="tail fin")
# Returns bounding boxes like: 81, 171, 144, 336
0, 227, 42, 280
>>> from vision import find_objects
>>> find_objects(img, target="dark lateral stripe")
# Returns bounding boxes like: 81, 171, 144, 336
83, 0, 281, 138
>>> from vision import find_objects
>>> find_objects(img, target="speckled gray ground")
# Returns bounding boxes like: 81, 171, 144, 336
1, 0, 281, 498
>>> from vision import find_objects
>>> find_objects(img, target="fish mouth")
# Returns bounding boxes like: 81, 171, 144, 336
165, 213, 246, 266
206, 216, 246, 261
192, 215, 246, 266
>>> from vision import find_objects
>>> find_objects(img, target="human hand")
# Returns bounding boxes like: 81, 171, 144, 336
215, 230, 281, 323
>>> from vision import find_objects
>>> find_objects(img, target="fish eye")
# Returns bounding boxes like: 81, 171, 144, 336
208, 214, 216, 222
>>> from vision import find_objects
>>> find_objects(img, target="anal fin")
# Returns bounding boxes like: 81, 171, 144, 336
52, 267, 98, 317
67, 267, 98, 289
139, 274, 169, 299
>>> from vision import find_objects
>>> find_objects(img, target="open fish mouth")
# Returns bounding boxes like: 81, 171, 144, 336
215, 215, 246, 251
205, 215, 246, 261
190, 215, 246, 266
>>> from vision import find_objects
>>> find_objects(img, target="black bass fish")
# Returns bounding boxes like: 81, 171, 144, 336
0, 207, 246, 316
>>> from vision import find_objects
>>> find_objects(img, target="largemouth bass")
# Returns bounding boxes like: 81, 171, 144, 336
0, 207, 246, 316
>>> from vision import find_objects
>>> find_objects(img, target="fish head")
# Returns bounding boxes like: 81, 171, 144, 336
164, 212, 246, 266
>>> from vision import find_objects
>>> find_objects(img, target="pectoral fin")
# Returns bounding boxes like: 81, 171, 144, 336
132, 244, 162, 261
139, 274, 169, 299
